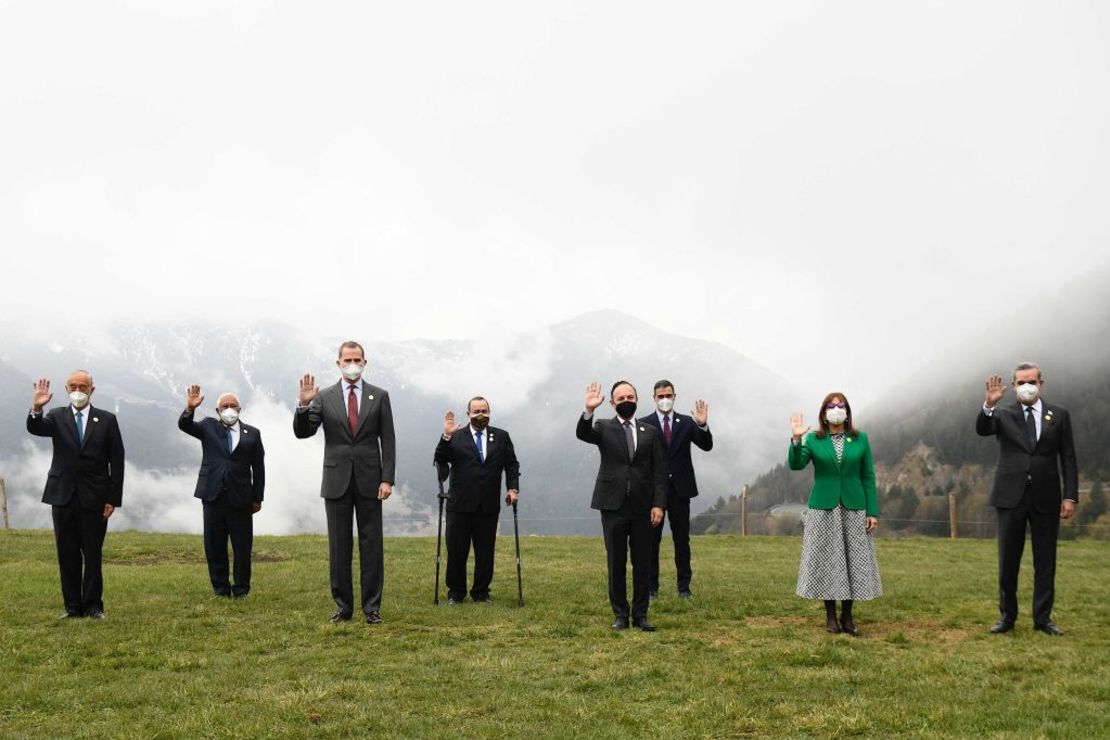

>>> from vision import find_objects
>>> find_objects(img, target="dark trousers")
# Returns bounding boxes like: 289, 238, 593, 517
600, 498, 653, 620
51, 497, 108, 615
996, 487, 1060, 626
650, 496, 692, 593
202, 491, 254, 597
325, 475, 383, 615
445, 509, 500, 601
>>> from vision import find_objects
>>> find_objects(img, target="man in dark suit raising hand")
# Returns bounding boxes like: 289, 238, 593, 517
577, 380, 666, 631
978, 362, 1078, 636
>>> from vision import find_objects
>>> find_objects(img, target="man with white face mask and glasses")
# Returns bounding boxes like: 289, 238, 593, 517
27, 370, 125, 619
978, 362, 1078, 636
295, 340, 396, 625
179, 386, 265, 598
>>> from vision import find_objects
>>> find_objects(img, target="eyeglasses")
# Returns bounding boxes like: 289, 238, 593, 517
825, 403, 847, 410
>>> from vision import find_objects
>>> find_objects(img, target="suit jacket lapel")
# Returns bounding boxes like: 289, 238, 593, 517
330, 381, 355, 440
356, 385, 375, 435
62, 406, 81, 447
613, 417, 633, 460
821, 434, 841, 469
1009, 403, 1036, 453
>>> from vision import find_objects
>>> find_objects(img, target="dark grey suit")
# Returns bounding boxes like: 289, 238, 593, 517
976, 400, 1078, 626
576, 413, 667, 621
294, 380, 396, 616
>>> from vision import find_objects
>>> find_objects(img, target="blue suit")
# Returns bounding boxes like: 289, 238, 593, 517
638, 411, 713, 595
179, 410, 265, 596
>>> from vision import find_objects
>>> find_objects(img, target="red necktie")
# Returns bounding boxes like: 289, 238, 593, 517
347, 384, 359, 436
663, 414, 672, 446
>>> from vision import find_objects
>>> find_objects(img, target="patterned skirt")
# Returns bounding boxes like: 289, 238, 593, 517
795, 505, 883, 601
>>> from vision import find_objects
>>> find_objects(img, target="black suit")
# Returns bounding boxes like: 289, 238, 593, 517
434, 426, 520, 601
639, 411, 712, 594
577, 413, 667, 621
294, 379, 396, 616
27, 405, 124, 615
976, 400, 1078, 626
179, 410, 265, 596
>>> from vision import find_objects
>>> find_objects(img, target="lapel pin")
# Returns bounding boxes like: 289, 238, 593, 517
639, 426, 645, 432
243, 429, 249, 434
367, 394, 374, 401
93, 417, 99, 423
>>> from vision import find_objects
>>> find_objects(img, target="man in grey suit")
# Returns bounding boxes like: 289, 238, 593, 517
978, 362, 1078, 636
294, 340, 396, 624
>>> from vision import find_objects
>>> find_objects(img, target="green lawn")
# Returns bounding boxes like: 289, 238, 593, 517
1, 530, 1107, 738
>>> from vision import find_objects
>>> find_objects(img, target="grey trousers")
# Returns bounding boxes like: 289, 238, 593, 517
325, 476, 383, 615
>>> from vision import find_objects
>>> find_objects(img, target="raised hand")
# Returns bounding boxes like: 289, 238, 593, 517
444, 410, 460, 436
984, 374, 1006, 408
32, 378, 53, 411
790, 412, 811, 441
185, 384, 205, 411
692, 399, 709, 426
298, 374, 317, 407
584, 382, 605, 412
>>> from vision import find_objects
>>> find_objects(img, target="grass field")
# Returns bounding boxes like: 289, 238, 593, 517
1, 529, 1108, 738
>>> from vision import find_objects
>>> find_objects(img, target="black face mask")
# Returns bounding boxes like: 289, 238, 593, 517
470, 414, 490, 430
615, 401, 637, 420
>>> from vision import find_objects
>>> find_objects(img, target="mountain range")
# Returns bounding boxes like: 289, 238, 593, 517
0, 310, 794, 535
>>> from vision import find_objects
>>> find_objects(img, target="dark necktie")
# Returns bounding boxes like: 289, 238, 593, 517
227, 425, 234, 454
475, 431, 484, 463
623, 420, 635, 461
663, 414, 672, 446
347, 384, 359, 436
1025, 407, 1037, 448
75, 411, 84, 445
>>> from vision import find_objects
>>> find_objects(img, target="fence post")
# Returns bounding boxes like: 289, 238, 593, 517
740, 485, 749, 537
948, 492, 958, 539
0, 477, 8, 530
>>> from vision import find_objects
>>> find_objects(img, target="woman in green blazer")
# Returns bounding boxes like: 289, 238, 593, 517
788, 392, 882, 635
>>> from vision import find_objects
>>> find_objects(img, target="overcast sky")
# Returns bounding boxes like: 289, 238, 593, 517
2, 1, 1107, 405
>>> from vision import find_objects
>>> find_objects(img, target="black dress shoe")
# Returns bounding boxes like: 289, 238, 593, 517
447, 596, 463, 605
612, 616, 630, 630
472, 595, 491, 603
86, 609, 105, 620
1034, 622, 1064, 636
839, 619, 858, 636
678, 590, 693, 600
329, 611, 353, 624
59, 611, 83, 619
365, 610, 382, 625
990, 620, 1014, 634
649, 590, 659, 602
825, 618, 841, 634
633, 617, 656, 632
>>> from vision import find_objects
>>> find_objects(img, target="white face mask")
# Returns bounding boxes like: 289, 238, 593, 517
69, 391, 90, 409
656, 397, 674, 413
341, 362, 365, 382
219, 408, 240, 426
826, 407, 848, 426
1016, 382, 1040, 403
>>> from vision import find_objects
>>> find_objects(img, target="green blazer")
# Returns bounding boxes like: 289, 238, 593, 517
787, 430, 879, 517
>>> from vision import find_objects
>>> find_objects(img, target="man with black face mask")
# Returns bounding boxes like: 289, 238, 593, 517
978, 362, 1078, 636
577, 380, 667, 631
434, 396, 520, 604
179, 385, 265, 598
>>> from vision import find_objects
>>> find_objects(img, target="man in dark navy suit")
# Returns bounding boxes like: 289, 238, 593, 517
434, 396, 520, 604
27, 371, 125, 619
179, 385, 265, 597
639, 380, 712, 601
978, 362, 1078, 636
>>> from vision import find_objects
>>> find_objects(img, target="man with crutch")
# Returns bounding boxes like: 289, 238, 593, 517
434, 396, 520, 604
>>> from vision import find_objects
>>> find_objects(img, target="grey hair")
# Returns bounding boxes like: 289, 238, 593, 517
216, 392, 241, 407
1012, 361, 1042, 381
69, 369, 94, 385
